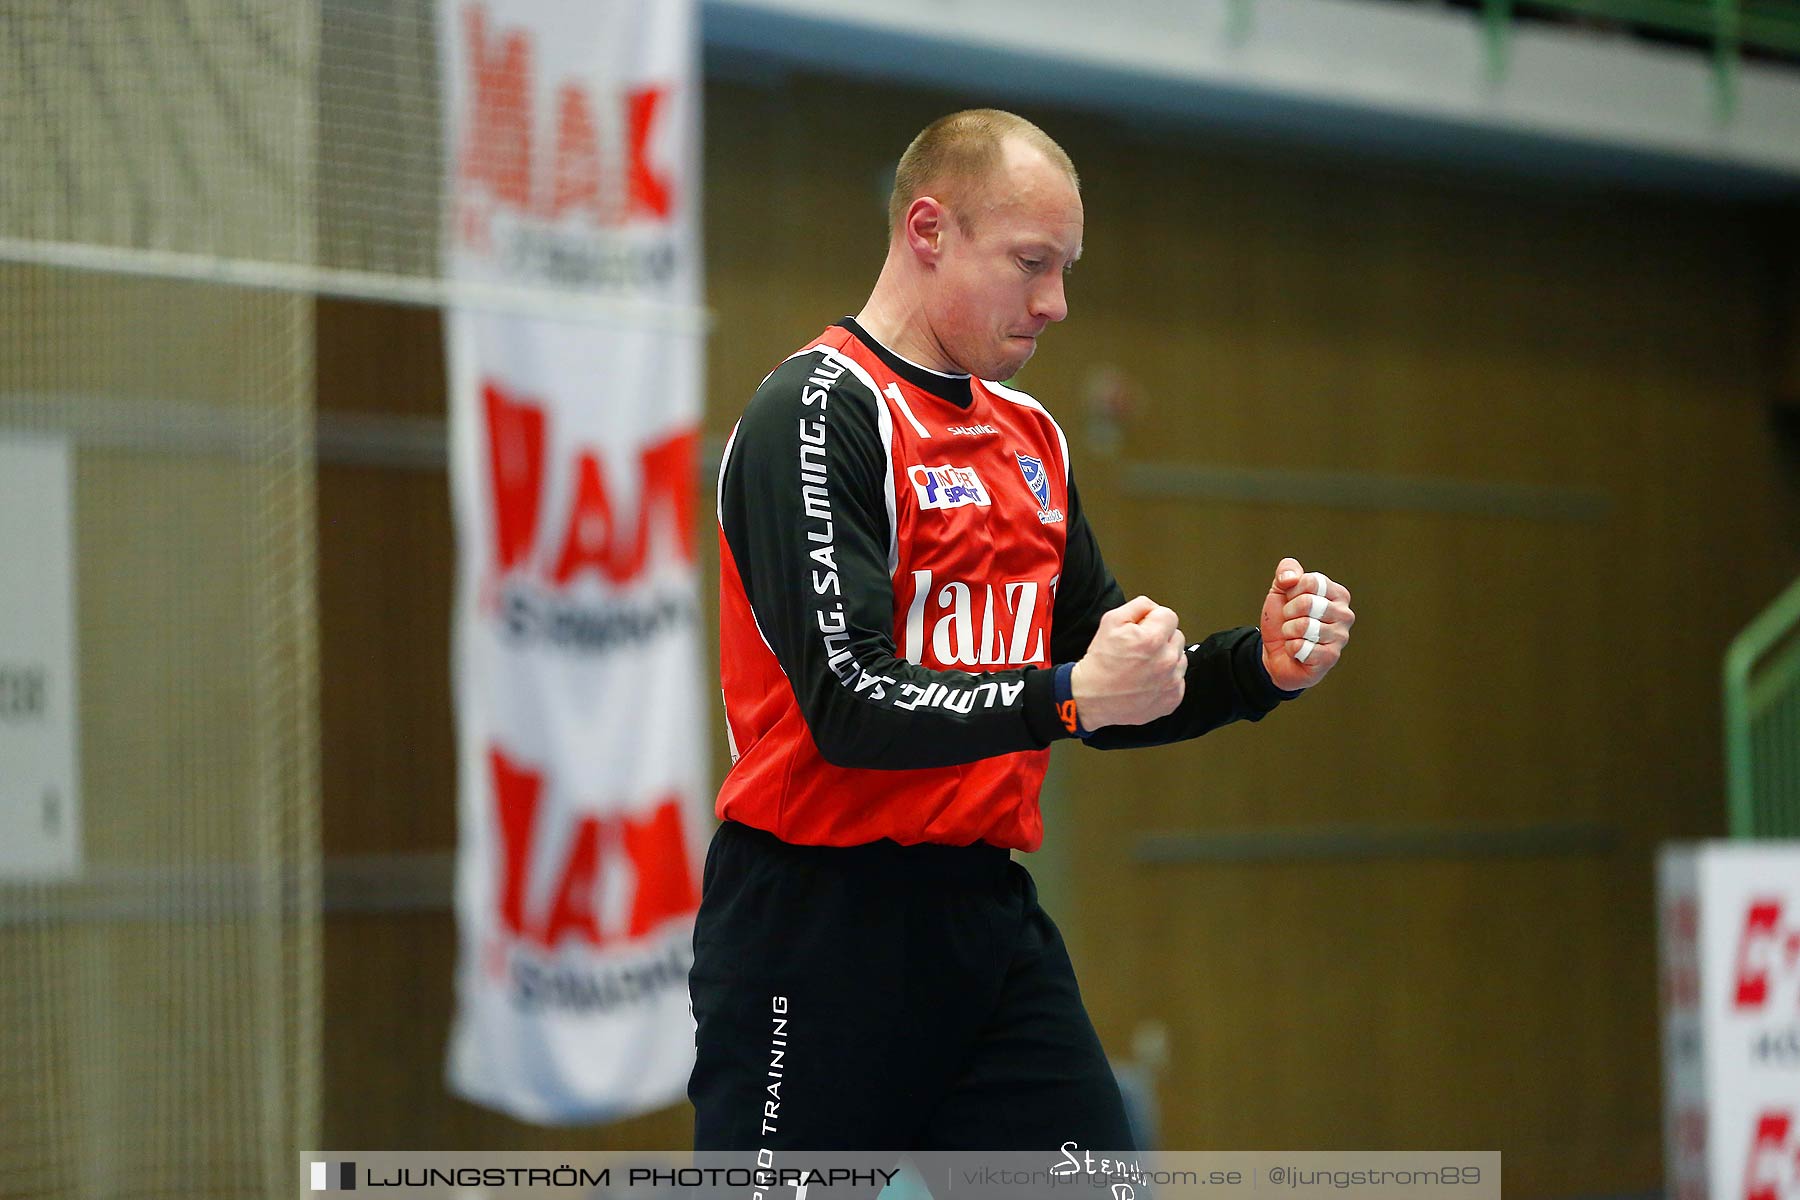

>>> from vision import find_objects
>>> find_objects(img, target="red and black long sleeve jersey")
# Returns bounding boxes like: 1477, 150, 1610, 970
714, 320, 1296, 851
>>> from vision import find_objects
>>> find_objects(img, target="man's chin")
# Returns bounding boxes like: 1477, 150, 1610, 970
991, 339, 1036, 379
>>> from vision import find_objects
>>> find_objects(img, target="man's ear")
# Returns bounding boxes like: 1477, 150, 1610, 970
904, 196, 947, 263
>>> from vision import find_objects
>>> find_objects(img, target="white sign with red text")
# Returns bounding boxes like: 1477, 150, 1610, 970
1659, 843, 1800, 1200
438, 0, 706, 1123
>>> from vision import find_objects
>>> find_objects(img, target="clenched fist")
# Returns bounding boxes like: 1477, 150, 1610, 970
1259, 557, 1354, 691
1070, 595, 1188, 729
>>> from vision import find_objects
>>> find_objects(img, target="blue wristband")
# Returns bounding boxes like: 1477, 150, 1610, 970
1053, 662, 1090, 738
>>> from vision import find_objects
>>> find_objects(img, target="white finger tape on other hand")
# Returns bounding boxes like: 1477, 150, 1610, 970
1302, 617, 1322, 645
1313, 572, 1332, 599
1295, 640, 1316, 663
1308, 592, 1328, 620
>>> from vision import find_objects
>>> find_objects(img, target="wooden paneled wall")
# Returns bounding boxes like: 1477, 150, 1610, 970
317, 69, 1800, 1192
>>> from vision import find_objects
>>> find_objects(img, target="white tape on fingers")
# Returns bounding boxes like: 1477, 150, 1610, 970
1295, 639, 1316, 663
1302, 617, 1322, 644
1313, 572, 1332, 598
1308, 592, 1328, 620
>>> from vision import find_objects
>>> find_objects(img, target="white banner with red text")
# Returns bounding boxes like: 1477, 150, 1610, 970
1659, 842, 1800, 1200
438, 0, 707, 1123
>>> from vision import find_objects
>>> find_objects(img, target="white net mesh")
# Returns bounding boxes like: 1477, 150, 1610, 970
0, 4, 320, 1197
0, 3, 315, 261
2, 1, 709, 1188
317, 0, 443, 280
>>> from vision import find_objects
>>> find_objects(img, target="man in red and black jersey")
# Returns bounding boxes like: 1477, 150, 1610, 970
690, 110, 1356, 1153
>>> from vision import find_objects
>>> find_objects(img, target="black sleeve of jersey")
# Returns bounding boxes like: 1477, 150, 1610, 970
1047, 471, 1125, 664
719, 352, 1071, 771
1049, 472, 1302, 751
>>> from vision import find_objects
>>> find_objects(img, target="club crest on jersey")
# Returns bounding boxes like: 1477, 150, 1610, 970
1016, 454, 1051, 508
1015, 453, 1064, 524
909, 464, 991, 511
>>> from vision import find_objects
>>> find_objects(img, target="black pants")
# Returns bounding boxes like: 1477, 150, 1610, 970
687, 820, 1134, 1152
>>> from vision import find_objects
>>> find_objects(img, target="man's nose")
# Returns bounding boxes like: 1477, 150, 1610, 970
1032, 273, 1068, 324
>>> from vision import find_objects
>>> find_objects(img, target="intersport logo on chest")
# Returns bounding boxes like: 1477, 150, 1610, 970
908, 464, 990, 511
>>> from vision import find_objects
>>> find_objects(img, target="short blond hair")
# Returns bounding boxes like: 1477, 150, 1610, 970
888, 109, 1079, 235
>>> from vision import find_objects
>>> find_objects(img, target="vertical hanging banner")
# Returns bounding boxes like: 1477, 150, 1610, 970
438, 0, 705, 1122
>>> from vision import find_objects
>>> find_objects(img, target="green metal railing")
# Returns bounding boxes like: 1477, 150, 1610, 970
1479, 0, 1800, 119
1725, 574, 1800, 837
